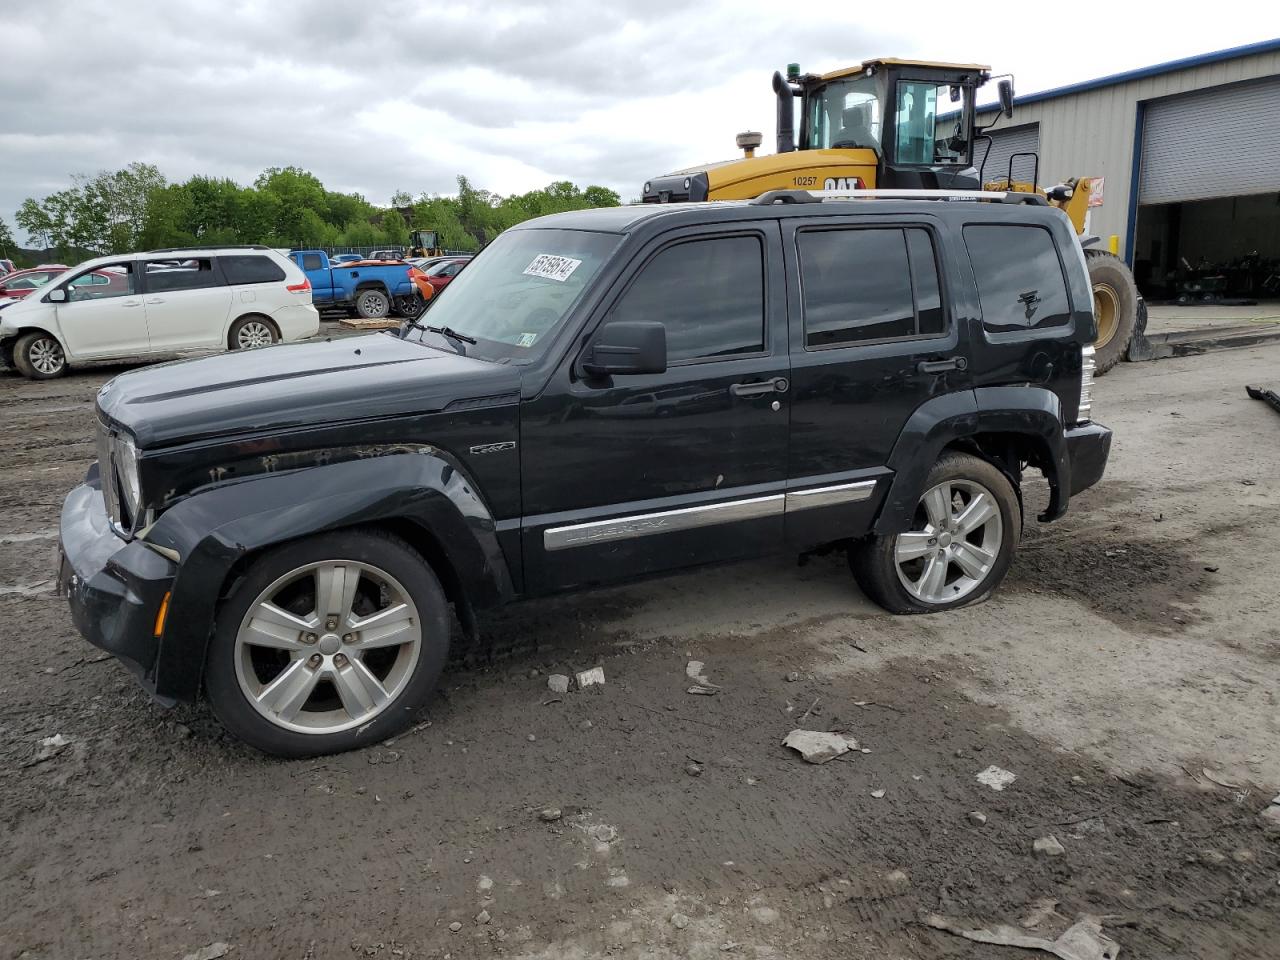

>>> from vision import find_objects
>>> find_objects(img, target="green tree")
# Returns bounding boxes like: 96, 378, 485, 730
0, 218, 16, 258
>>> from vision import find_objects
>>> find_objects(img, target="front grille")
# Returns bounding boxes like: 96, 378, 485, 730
95, 420, 123, 528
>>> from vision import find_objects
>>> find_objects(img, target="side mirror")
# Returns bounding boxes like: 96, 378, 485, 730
48, 288, 67, 303
998, 79, 1014, 118
582, 321, 667, 377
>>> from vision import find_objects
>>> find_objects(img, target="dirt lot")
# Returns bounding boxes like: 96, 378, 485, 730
2, 343, 1279, 960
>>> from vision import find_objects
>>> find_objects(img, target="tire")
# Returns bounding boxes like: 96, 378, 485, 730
355, 288, 390, 319
13, 331, 67, 379
850, 452, 1020, 614
229, 315, 279, 350
1084, 250, 1138, 376
204, 529, 450, 758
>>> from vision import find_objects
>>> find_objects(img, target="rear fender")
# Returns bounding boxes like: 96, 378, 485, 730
141, 450, 514, 702
873, 388, 1070, 535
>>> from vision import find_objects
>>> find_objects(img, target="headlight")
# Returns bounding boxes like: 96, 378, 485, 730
1078, 344, 1096, 421
113, 433, 143, 520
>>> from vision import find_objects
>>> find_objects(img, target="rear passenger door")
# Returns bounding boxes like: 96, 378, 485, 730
781, 215, 971, 546
140, 257, 233, 351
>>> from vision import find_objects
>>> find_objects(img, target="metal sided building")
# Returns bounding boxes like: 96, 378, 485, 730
975, 38, 1280, 299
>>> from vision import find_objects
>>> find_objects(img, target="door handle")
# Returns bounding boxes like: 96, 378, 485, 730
145, 297, 165, 304
121, 300, 142, 308
730, 376, 789, 397
917, 357, 967, 374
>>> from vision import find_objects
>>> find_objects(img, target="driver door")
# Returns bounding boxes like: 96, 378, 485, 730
55, 262, 150, 359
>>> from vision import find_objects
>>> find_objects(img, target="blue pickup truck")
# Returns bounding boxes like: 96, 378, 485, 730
288, 250, 418, 319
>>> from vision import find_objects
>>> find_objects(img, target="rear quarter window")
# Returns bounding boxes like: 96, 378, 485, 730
220, 255, 287, 285
964, 224, 1072, 334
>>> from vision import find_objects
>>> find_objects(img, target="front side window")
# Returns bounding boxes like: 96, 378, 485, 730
895, 80, 972, 165
806, 75, 882, 152
66, 264, 136, 302
302, 254, 323, 271
610, 235, 765, 364
799, 227, 945, 347
403, 228, 620, 362
144, 258, 220, 292
964, 225, 1072, 334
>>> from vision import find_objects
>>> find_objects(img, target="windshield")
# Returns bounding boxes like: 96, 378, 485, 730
805, 75, 882, 152
425, 259, 464, 277
896, 80, 972, 165
405, 228, 621, 362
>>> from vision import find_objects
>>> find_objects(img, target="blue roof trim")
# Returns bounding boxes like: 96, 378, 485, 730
976, 36, 1280, 113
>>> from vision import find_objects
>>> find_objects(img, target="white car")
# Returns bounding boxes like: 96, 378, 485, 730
0, 246, 320, 379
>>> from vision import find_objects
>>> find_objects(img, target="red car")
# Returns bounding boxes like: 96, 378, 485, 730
0, 265, 69, 299
421, 256, 471, 293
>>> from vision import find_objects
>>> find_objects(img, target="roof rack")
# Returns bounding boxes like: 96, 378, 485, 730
142, 244, 272, 254
750, 188, 1049, 206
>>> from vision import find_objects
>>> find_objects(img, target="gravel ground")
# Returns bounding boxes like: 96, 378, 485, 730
2, 344, 1279, 960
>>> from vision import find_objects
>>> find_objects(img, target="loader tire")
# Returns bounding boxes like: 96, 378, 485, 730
1085, 250, 1137, 376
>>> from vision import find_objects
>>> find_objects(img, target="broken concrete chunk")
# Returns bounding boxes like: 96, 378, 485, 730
181, 944, 231, 960
475, 909, 491, 924
968, 811, 988, 826
538, 807, 562, 822
782, 729, 858, 764
670, 913, 690, 930
1258, 805, 1280, 832
870, 789, 886, 799
686, 659, 721, 695
977, 765, 1018, 791
1033, 835, 1066, 858
29, 733, 71, 765
576, 666, 606, 689
547, 674, 571, 694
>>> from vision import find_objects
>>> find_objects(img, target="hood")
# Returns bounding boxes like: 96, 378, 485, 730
97, 334, 521, 448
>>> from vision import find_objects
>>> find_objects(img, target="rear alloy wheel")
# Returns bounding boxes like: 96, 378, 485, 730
205, 531, 449, 756
230, 316, 278, 350
850, 452, 1020, 614
355, 289, 390, 319
14, 331, 67, 379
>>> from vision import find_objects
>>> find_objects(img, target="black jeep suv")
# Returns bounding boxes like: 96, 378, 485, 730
58, 192, 1110, 756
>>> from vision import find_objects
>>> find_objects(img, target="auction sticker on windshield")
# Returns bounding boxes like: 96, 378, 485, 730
523, 254, 582, 283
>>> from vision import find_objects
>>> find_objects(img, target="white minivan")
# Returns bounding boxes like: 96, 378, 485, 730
0, 246, 320, 379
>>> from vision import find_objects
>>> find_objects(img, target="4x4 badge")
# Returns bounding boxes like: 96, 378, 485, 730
470, 441, 516, 455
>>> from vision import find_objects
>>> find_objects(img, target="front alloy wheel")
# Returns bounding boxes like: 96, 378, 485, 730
205, 531, 450, 756
235, 561, 422, 734
850, 452, 1020, 614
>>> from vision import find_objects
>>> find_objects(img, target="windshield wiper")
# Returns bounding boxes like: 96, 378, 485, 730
402, 319, 477, 351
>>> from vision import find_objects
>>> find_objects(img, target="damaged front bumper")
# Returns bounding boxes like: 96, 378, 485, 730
58, 475, 178, 704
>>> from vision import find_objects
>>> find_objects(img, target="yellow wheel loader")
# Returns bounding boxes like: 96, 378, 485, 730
643, 59, 1138, 374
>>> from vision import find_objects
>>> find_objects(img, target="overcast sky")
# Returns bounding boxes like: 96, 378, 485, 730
1, 0, 1273, 242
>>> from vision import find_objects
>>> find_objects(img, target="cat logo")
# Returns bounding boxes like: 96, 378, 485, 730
823, 177, 864, 190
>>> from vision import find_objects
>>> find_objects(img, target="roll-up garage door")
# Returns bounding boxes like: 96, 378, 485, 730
976, 123, 1040, 186
1139, 75, 1280, 204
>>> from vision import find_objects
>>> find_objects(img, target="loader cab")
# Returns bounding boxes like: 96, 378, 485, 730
791, 59, 989, 189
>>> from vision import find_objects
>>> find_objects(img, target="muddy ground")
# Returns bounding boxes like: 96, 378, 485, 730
2, 341, 1279, 959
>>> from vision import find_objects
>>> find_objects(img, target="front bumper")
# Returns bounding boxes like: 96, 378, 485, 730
58, 479, 178, 703
1065, 420, 1112, 495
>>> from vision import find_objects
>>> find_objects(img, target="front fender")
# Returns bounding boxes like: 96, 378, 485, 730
142, 450, 514, 702
873, 387, 1070, 535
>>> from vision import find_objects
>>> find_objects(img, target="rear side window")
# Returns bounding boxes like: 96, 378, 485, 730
221, 255, 286, 285
798, 227, 945, 347
143, 258, 220, 292
964, 225, 1071, 333
610, 235, 765, 364
301, 253, 323, 271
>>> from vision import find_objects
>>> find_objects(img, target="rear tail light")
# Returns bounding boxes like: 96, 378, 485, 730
287, 278, 311, 294
1078, 344, 1096, 421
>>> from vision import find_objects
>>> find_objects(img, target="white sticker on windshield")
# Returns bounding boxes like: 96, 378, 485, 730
523, 254, 582, 283
516, 332, 538, 347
